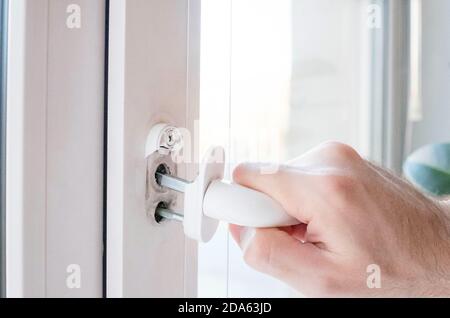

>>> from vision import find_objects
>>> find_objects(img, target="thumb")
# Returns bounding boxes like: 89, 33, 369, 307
233, 163, 292, 205
229, 224, 326, 288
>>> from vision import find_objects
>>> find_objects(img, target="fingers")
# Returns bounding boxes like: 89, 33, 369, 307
287, 141, 362, 168
232, 163, 291, 201
281, 223, 308, 242
232, 163, 313, 223
229, 224, 254, 252
229, 224, 326, 289
233, 142, 363, 224
233, 164, 316, 224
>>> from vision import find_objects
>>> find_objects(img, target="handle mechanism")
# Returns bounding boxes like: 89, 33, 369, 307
147, 124, 299, 242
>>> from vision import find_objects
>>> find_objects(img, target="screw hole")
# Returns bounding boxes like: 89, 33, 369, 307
154, 202, 168, 224
155, 163, 170, 186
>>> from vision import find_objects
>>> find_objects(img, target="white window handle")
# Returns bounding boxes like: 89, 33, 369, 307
204, 180, 297, 229
147, 124, 299, 243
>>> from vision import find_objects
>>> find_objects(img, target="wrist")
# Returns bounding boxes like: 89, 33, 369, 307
419, 198, 450, 297
437, 199, 450, 296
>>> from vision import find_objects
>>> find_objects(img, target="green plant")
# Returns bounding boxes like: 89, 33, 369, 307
403, 143, 450, 197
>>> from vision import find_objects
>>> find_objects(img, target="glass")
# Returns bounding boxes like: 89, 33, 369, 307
198, 0, 375, 297
0, 0, 8, 298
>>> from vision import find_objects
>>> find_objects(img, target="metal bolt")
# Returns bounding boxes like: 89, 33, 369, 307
155, 205, 184, 223
154, 169, 191, 223
155, 172, 191, 193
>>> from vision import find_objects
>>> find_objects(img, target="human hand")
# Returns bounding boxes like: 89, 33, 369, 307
229, 142, 450, 297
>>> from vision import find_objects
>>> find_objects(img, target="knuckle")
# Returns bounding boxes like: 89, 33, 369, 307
322, 141, 361, 163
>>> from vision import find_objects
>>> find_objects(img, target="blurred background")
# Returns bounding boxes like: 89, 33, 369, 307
198, 0, 450, 297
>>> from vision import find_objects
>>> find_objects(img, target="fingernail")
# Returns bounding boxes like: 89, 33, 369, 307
239, 227, 255, 252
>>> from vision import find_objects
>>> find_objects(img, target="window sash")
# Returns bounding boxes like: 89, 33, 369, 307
6, 0, 105, 297
106, 0, 200, 297
0, 0, 8, 299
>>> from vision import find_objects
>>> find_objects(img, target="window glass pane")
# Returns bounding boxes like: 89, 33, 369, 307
0, 0, 8, 298
199, 0, 373, 297
409, 0, 450, 150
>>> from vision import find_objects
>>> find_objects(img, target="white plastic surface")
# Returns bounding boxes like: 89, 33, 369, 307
145, 123, 183, 157
145, 123, 170, 157
183, 147, 224, 242
203, 181, 299, 228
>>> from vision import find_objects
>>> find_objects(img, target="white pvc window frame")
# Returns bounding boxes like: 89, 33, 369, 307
4, 0, 201, 299
368, 0, 411, 172
106, 0, 200, 297
0, 0, 8, 298
6, 0, 106, 297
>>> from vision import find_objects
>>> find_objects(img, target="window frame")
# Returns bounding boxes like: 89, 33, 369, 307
6, 0, 105, 297
0, 0, 8, 299
106, 0, 200, 297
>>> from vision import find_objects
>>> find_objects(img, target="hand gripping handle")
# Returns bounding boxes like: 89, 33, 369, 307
203, 180, 299, 228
